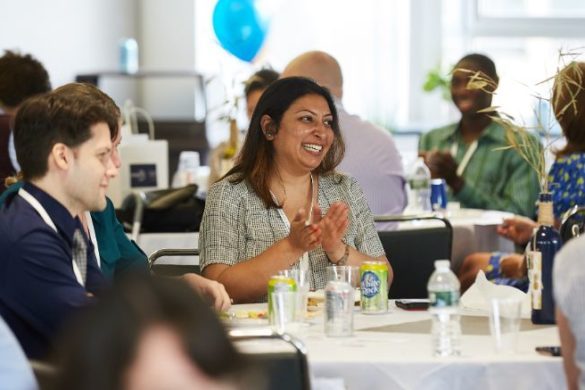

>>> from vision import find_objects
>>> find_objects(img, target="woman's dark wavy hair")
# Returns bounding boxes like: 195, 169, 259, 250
553, 62, 585, 156
226, 76, 345, 208
51, 274, 250, 390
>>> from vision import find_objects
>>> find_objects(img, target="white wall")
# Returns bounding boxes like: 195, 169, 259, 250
0, 0, 200, 120
139, 0, 198, 119
0, 0, 137, 88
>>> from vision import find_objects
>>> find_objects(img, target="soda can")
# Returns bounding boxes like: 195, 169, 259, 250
360, 261, 388, 314
324, 280, 354, 337
267, 275, 297, 323
430, 178, 448, 210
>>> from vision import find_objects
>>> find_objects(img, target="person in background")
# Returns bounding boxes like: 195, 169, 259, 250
419, 53, 540, 217
0, 315, 38, 390
554, 234, 585, 390
51, 274, 252, 390
0, 50, 51, 192
458, 61, 585, 292
244, 68, 280, 120
200, 77, 391, 303
208, 68, 279, 186
0, 84, 230, 311
281, 51, 406, 221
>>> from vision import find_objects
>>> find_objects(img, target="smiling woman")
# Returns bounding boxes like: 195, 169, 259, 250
199, 77, 392, 303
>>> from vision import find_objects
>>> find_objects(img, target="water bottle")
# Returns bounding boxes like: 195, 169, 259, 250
408, 157, 432, 212
427, 259, 461, 357
119, 38, 139, 74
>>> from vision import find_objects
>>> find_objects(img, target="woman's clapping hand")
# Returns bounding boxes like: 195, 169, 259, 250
287, 202, 350, 258
315, 202, 349, 255
288, 207, 322, 253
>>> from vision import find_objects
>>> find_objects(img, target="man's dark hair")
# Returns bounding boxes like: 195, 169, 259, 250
456, 53, 499, 83
0, 50, 51, 108
244, 68, 280, 98
227, 76, 345, 208
14, 83, 120, 181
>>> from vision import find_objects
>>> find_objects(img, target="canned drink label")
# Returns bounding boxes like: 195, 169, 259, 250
361, 271, 381, 298
325, 290, 345, 317
429, 291, 459, 308
325, 281, 354, 337
430, 179, 448, 210
360, 262, 389, 313
267, 276, 297, 320
273, 282, 294, 292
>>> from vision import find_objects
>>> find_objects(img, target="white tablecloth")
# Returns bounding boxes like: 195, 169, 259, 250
229, 302, 564, 390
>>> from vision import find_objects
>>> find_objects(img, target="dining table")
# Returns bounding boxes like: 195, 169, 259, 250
226, 300, 565, 390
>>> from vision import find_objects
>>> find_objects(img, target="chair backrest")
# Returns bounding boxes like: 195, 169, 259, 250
229, 328, 311, 390
374, 215, 453, 299
560, 205, 585, 243
148, 248, 200, 276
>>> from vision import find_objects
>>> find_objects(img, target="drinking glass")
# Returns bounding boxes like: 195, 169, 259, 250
489, 297, 522, 354
278, 269, 310, 322
270, 291, 297, 334
326, 265, 360, 289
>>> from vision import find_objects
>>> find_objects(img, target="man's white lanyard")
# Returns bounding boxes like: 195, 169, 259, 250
84, 211, 100, 269
18, 188, 85, 286
270, 175, 314, 273
450, 139, 478, 177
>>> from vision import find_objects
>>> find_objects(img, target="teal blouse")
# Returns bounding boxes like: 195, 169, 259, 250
0, 182, 147, 279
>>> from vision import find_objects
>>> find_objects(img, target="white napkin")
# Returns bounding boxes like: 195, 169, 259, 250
312, 377, 346, 390
460, 271, 531, 318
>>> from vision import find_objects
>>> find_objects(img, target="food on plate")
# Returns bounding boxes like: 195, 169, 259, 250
220, 309, 267, 320
307, 289, 361, 310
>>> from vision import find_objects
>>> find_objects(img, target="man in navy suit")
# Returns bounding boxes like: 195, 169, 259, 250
0, 83, 119, 359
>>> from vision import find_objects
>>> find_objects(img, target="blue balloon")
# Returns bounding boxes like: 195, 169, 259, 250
212, 0, 268, 62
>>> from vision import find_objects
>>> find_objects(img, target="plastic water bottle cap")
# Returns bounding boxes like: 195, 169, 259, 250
434, 260, 450, 269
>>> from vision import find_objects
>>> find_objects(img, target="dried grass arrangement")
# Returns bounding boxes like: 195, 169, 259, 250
454, 49, 585, 193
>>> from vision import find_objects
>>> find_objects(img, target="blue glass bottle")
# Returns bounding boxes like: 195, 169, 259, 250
529, 192, 562, 324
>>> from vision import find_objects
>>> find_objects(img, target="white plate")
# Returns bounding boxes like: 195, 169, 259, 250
221, 310, 269, 328
222, 317, 270, 328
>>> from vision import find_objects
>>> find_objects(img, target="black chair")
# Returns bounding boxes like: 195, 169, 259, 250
119, 185, 205, 240
229, 328, 311, 390
148, 248, 200, 276
560, 205, 585, 243
374, 214, 453, 299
